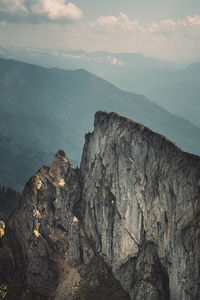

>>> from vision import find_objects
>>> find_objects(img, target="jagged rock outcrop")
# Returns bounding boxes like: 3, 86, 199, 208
4, 149, 129, 300
2, 111, 200, 300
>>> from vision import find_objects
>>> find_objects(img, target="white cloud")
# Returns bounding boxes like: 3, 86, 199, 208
90, 13, 200, 41
91, 13, 200, 39
148, 19, 177, 35
0, 12, 200, 62
0, 0, 83, 23
185, 15, 200, 38
186, 14, 200, 25
91, 13, 145, 34
31, 0, 82, 21
148, 14, 200, 38
87, 13, 200, 61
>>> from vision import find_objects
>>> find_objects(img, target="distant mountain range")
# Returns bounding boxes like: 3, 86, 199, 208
0, 46, 180, 70
0, 56, 200, 190
1, 46, 199, 128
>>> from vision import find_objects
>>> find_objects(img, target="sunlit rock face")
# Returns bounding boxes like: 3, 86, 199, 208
4, 112, 200, 300
6, 148, 129, 300
7, 150, 82, 299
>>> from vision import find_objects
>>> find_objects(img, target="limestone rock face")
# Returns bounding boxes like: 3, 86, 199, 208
80, 111, 200, 300
3, 112, 200, 300
7, 151, 82, 299
5, 148, 129, 300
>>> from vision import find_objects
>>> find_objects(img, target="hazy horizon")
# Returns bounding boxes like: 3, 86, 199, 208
0, 0, 200, 63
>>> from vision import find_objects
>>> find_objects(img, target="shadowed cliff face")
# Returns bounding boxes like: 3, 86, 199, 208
2, 112, 200, 300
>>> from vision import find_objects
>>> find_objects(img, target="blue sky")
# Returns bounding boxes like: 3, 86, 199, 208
0, 0, 199, 62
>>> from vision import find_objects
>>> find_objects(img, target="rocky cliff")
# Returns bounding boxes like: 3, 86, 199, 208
1, 111, 200, 300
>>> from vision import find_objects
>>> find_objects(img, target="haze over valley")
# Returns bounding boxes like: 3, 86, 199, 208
0, 57, 200, 191
1, 46, 199, 129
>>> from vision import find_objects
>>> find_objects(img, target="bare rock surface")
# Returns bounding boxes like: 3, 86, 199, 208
2, 111, 200, 300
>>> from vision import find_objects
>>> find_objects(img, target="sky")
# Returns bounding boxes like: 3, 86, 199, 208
0, 0, 200, 62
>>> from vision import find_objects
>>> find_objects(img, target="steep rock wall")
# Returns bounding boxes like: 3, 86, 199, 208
3, 111, 200, 300
5, 149, 129, 300
81, 112, 200, 300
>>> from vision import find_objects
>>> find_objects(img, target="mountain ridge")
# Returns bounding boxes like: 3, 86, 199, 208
2, 111, 200, 300
1, 47, 198, 128
0, 56, 200, 190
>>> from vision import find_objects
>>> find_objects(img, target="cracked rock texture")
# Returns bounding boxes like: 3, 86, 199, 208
2, 111, 200, 300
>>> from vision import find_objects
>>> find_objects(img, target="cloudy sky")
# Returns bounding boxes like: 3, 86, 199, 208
0, 0, 200, 62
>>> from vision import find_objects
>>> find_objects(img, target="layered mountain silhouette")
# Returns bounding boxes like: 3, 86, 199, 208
108, 62, 200, 129
0, 56, 200, 190
1, 47, 199, 128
